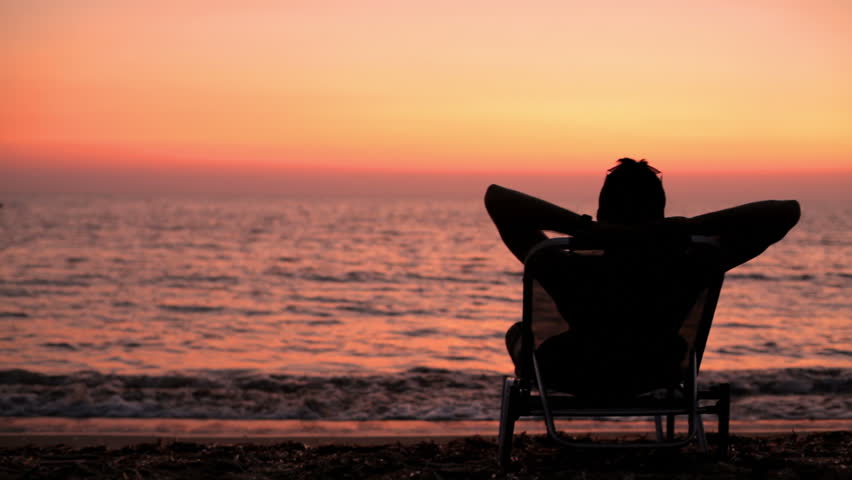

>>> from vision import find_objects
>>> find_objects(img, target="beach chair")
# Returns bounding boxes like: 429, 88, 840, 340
497, 236, 731, 467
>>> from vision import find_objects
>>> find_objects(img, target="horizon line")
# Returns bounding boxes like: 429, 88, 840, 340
3, 160, 851, 177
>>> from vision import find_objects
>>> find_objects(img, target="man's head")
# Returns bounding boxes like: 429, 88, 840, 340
597, 158, 665, 224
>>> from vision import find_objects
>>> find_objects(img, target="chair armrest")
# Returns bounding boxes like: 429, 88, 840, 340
524, 237, 575, 265
525, 234, 720, 266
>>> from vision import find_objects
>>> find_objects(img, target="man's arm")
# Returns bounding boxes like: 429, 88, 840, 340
484, 184, 592, 263
683, 200, 801, 270
484, 184, 689, 262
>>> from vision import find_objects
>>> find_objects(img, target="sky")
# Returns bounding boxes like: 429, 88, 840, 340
1, 1, 851, 195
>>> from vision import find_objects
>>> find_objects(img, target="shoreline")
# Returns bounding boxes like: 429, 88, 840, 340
2, 417, 850, 448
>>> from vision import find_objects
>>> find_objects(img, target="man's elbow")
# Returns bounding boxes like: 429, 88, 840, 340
782, 200, 801, 232
484, 184, 505, 217
768, 200, 801, 243
485, 183, 503, 201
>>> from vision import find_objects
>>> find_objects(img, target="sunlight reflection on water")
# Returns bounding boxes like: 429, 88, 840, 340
0, 194, 849, 377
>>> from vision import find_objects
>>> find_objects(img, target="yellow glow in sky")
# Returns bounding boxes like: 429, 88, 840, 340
2, 1, 851, 176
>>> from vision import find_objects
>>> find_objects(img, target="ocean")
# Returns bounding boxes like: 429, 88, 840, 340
0, 193, 849, 434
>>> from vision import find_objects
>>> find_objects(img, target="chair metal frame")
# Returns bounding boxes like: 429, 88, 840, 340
497, 237, 731, 467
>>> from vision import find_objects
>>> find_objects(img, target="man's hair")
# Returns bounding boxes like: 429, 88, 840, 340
597, 158, 665, 224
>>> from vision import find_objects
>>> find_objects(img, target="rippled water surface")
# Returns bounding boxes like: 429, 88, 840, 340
0, 194, 849, 421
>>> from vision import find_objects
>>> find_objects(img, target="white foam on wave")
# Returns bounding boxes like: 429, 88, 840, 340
0, 367, 848, 422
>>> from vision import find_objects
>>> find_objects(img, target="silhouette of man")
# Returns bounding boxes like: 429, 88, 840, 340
485, 158, 800, 388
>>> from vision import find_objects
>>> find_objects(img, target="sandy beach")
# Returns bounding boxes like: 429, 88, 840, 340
1, 431, 849, 479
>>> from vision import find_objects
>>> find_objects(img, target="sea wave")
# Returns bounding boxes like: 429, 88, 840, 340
0, 367, 848, 421
157, 304, 225, 314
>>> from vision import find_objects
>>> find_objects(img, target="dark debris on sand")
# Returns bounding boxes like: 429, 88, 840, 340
1, 432, 850, 479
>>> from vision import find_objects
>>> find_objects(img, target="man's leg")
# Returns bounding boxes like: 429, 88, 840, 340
505, 321, 524, 376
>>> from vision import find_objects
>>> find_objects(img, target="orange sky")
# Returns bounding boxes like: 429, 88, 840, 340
2, 1, 851, 187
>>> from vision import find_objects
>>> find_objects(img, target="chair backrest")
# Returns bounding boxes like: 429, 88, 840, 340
520, 237, 725, 395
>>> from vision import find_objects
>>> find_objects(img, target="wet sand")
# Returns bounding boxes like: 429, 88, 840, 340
1, 431, 849, 479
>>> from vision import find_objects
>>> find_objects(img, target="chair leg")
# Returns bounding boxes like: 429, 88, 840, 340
498, 377, 518, 468
717, 383, 731, 458
665, 388, 676, 440
666, 414, 675, 441
654, 416, 664, 442
695, 414, 707, 453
